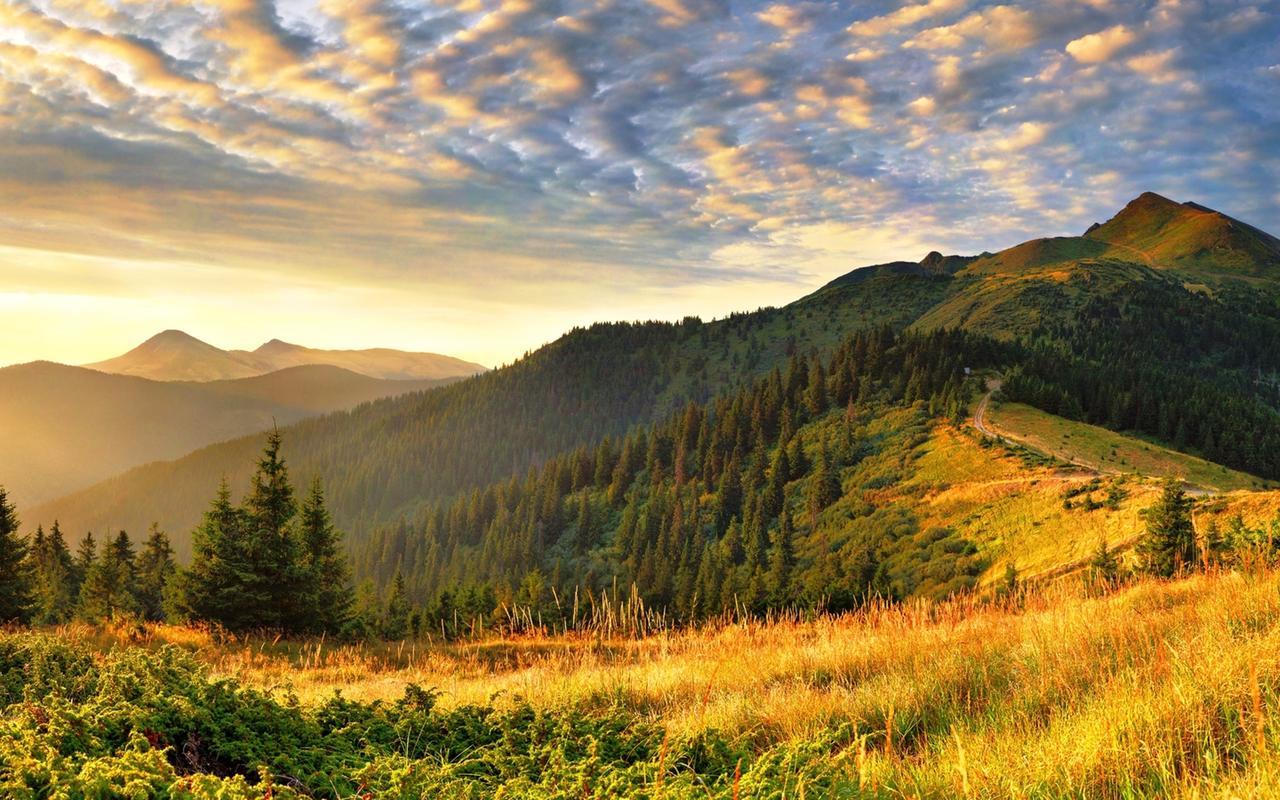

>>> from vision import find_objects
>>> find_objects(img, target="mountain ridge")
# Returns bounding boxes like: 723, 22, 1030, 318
84, 330, 488, 382
28, 193, 1280, 574
0, 361, 454, 509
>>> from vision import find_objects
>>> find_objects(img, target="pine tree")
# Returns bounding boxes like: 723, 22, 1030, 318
806, 443, 840, 526
179, 479, 252, 627
73, 531, 96, 598
0, 487, 32, 623
766, 509, 795, 608
241, 430, 299, 629
1087, 538, 1121, 590
32, 521, 75, 624
296, 478, 352, 633
1138, 481, 1197, 577
135, 525, 176, 622
79, 530, 139, 620
383, 568, 410, 639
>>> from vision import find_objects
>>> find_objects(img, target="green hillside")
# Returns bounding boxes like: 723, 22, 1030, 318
29, 272, 954, 556
25, 192, 1280, 596
1085, 191, 1280, 276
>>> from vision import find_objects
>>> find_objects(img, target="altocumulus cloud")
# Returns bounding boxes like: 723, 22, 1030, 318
1, 0, 1278, 356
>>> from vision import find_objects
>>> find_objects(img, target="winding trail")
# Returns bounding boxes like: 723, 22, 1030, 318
972, 378, 1220, 496
972, 378, 1004, 440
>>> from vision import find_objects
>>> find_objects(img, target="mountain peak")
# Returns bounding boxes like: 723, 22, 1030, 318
1084, 192, 1280, 275
255, 338, 299, 353
145, 329, 208, 346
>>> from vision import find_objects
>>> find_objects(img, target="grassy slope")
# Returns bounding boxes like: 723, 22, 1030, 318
31, 568, 1280, 798
986, 401, 1269, 491
794, 396, 1278, 587
1085, 192, 1280, 277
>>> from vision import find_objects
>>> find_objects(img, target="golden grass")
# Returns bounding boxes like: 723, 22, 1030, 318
53, 568, 1280, 798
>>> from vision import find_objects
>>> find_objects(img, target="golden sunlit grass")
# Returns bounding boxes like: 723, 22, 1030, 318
54, 568, 1280, 798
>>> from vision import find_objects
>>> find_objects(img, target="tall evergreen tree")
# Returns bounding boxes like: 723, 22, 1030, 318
1138, 481, 1197, 577
296, 478, 352, 633
179, 479, 251, 627
135, 524, 176, 622
72, 531, 96, 599
241, 430, 299, 629
32, 521, 75, 624
0, 487, 32, 623
806, 444, 840, 525
79, 530, 139, 620
383, 568, 410, 639
766, 509, 795, 608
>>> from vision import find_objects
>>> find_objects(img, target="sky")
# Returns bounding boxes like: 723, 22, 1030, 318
1, 0, 1278, 368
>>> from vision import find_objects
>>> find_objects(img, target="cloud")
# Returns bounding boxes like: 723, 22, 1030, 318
1066, 25, 1137, 63
995, 121, 1050, 151
906, 5, 1040, 51
849, 0, 968, 39
0, 0, 1278, 365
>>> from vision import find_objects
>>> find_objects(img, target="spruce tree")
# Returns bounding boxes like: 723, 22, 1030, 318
79, 530, 139, 620
72, 531, 96, 600
383, 569, 410, 639
806, 443, 840, 525
1138, 481, 1197, 577
33, 521, 75, 624
766, 509, 795, 608
241, 430, 299, 629
1087, 538, 1121, 590
0, 487, 32, 623
296, 478, 352, 633
135, 525, 176, 622
180, 479, 251, 627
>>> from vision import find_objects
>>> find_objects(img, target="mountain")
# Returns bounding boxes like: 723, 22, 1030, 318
1084, 191, 1280, 275
28, 193, 1280, 576
84, 330, 260, 382
0, 362, 451, 509
85, 330, 488, 382
247, 339, 487, 381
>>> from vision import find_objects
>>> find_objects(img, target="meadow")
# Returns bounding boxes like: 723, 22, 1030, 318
5, 567, 1280, 798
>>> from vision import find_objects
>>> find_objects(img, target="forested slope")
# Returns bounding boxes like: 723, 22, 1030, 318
29, 193, 1280, 583
32, 273, 952, 556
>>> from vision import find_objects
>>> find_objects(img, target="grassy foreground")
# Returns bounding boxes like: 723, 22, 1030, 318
5, 570, 1280, 798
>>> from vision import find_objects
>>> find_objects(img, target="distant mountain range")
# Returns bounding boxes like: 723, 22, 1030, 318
84, 330, 489, 382
0, 353, 471, 509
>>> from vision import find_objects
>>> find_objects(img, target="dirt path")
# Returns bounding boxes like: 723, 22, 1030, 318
973, 380, 1220, 495
972, 378, 1004, 440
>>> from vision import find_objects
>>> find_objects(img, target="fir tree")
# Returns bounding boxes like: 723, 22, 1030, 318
383, 569, 410, 639
241, 430, 299, 629
135, 524, 176, 622
806, 443, 840, 525
1087, 538, 1121, 590
32, 521, 75, 624
79, 530, 139, 620
1137, 481, 1197, 577
766, 509, 795, 608
179, 479, 251, 627
296, 478, 352, 633
73, 531, 96, 598
0, 487, 32, 623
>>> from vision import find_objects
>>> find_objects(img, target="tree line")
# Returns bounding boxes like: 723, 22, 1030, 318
351, 327, 1008, 635
1006, 275, 1280, 480
0, 433, 362, 635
